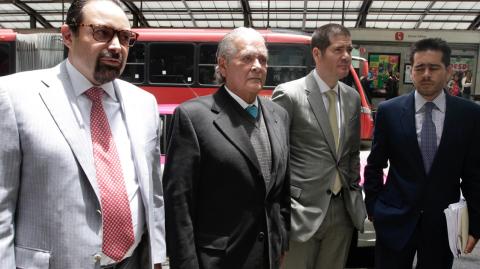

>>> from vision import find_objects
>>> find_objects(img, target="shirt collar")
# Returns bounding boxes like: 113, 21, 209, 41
313, 69, 339, 95
66, 59, 117, 101
414, 89, 446, 113
224, 85, 258, 109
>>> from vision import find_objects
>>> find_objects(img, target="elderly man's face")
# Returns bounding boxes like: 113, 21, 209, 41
62, 0, 131, 85
219, 35, 268, 102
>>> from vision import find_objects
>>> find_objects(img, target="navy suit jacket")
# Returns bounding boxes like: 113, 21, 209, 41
364, 91, 480, 251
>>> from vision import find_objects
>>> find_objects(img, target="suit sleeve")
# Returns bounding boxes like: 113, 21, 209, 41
272, 84, 294, 124
349, 93, 362, 187
280, 111, 291, 252
0, 86, 21, 267
148, 98, 167, 264
163, 106, 201, 269
461, 107, 480, 239
363, 103, 389, 217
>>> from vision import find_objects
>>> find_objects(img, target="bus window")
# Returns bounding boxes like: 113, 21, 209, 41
199, 43, 218, 85
0, 43, 11, 76
266, 44, 312, 87
149, 43, 194, 84
121, 43, 145, 84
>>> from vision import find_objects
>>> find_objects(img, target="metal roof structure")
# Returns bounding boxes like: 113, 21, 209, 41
1, 0, 479, 31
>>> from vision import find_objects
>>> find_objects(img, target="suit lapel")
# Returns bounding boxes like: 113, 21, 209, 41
38, 62, 100, 200
114, 81, 150, 198
400, 92, 425, 175
337, 83, 350, 156
432, 93, 454, 172
212, 88, 261, 173
259, 98, 281, 194
305, 72, 337, 158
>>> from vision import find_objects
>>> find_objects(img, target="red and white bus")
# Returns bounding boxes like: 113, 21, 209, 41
0, 29, 16, 76
121, 28, 373, 140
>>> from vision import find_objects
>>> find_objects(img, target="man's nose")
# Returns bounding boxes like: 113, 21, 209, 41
251, 58, 262, 71
108, 34, 122, 51
423, 68, 432, 78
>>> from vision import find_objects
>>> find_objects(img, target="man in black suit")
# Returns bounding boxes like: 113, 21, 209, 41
364, 38, 480, 269
163, 27, 290, 269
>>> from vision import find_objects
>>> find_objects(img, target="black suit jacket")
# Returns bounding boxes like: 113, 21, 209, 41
163, 87, 291, 269
364, 91, 480, 251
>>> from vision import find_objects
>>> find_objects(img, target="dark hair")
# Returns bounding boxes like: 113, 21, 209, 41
410, 38, 451, 67
311, 23, 351, 54
66, 0, 122, 35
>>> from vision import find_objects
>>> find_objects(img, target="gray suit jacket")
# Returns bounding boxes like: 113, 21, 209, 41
0, 61, 165, 268
272, 70, 366, 242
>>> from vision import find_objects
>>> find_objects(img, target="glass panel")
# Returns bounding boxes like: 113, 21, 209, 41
120, 43, 145, 84
199, 43, 218, 85
149, 43, 194, 84
265, 44, 313, 87
159, 114, 173, 155
0, 43, 11, 76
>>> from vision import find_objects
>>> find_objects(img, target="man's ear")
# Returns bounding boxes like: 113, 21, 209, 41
446, 64, 453, 78
312, 47, 322, 59
218, 56, 227, 77
61, 24, 73, 49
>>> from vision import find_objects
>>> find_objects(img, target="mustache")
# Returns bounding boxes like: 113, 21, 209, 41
99, 50, 122, 61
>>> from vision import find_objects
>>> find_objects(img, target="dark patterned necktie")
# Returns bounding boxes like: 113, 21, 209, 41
420, 102, 437, 173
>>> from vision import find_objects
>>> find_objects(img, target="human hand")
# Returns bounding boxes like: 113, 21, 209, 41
464, 235, 479, 254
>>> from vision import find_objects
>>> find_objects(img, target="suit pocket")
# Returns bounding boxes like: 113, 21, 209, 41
290, 185, 302, 199
15, 245, 51, 269
197, 233, 229, 269
378, 192, 403, 209
197, 233, 229, 251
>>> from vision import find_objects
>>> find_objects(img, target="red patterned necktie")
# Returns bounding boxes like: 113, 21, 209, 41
85, 87, 134, 261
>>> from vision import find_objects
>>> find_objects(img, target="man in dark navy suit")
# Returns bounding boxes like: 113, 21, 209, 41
364, 38, 480, 269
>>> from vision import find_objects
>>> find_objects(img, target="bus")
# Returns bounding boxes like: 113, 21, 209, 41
0, 29, 16, 76
121, 28, 373, 140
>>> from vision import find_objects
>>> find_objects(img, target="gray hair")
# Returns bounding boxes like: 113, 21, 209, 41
214, 27, 266, 84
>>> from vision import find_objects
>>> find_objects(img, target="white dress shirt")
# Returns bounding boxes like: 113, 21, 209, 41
414, 90, 446, 147
224, 85, 259, 109
66, 60, 145, 265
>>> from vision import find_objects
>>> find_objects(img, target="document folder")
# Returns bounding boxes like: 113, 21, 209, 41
444, 199, 469, 257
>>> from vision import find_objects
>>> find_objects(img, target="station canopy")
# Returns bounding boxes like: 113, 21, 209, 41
0, 0, 479, 32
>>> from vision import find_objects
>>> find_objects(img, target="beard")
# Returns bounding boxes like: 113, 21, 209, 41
93, 50, 124, 84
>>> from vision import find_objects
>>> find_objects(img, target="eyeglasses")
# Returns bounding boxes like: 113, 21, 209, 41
76, 24, 139, 47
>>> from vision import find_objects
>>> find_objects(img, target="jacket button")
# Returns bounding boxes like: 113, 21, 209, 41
326, 189, 332, 195
258, 232, 265, 241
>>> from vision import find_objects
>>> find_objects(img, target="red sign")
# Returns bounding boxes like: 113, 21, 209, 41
395, 32, 404, 41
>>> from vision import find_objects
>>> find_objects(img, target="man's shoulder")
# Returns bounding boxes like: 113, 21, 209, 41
275, 76, 307, 92
261, 96, 288, 115
177, 94, 214, 114
0, 67, 53, 84
339, 81, 360, 98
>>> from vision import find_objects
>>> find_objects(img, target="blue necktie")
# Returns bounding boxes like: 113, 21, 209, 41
246, 105, 258, 119
420, 102, 437, 173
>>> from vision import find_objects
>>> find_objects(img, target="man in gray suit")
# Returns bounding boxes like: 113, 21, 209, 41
272, 23, 366, 269
0, 0, 165, 268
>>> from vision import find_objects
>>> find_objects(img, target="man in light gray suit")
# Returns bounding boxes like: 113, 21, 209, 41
0, 0, 165, 268
272, 23, 366, 269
